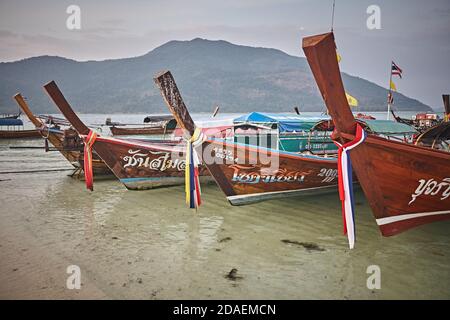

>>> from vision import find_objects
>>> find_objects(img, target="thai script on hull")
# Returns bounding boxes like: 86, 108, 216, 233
409, 178, 450, 205
122, 149, 185, 172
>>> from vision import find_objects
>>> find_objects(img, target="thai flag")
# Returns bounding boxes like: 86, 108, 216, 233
391, 61, 403, 78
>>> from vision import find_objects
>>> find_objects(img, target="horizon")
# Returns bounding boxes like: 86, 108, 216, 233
1, 0, 449, 109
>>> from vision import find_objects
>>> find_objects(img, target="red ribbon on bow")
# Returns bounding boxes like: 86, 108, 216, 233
83, 130, 97, 191
333, 124, 366, 249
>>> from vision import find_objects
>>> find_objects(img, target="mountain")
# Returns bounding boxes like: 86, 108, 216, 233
0, 38, 431, 114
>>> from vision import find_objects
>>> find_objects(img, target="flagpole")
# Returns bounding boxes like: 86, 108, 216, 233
331, 0, 336, 31
387, 61, 393, 120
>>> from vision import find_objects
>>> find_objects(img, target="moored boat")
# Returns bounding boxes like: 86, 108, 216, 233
414, 119, 450, 151
232, 112, 337, 155
391, 94, 449, 132
312, 118, 418, 143
154, 70, 343, 205
302, 32, 450, 237
43, 80, 211, 190
0, 117, 41, 139
110, 125, 175, 136
0, 112, 21, 119
109, 116, 178, 136
13, 93, 111, 176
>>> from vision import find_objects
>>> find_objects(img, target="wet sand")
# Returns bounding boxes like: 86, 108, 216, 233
1, 137, 449, 299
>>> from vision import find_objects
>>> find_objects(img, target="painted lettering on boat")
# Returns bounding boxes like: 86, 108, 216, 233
122, 149, 185, 171
230, 164, 309, 184
318, 168, 338, 183
409, 178, 450, 205
213, 147, 237, 162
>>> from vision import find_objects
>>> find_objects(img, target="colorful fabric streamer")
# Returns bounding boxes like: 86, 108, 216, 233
333, 124, 367, 249
185, 128, 204, 209
83, 130, 97, 191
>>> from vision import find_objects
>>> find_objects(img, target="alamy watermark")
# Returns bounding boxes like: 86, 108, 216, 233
366, 265, 381, 290
366, 5, 381, 30
66, 265, 81, 289
66, 5, 81, 30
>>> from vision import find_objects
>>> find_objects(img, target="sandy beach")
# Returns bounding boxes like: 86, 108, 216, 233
1, 136, 449, 299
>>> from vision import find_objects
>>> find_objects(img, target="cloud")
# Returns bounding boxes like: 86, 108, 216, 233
0, 0, 449, 107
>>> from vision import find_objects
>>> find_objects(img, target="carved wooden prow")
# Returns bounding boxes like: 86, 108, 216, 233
43, 81, 90, 135
302, 32, 356, 135
13, 93, 43, 127
153, 70, 196, 137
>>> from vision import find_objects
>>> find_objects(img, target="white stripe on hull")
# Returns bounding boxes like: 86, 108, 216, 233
227, 184, 338, 205
376, 210, 450, 226
123, 176, 213, 190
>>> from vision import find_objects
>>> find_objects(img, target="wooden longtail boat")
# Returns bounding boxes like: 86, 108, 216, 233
312, 118, 418, 144
43, 80, 211, 190
0, 112, 21, 119
14, 93, 78, 165
302, 32, 450, 236
391, 96, 449, 131
232, 112, 337, 155
13, 93, 111, 175
110, 125, 175, 136
391, 109, 442, 131
109, 116, 177, 136
0, 116, 41, 139
153, 70, 342, 205
390, 108, 416, 127
0, 128, 41, 139
415, 121, 450, 151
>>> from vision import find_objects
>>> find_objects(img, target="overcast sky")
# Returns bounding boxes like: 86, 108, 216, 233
0, 0, 448, 108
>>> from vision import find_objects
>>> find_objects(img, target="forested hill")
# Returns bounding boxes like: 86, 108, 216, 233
0, 38, 431, 113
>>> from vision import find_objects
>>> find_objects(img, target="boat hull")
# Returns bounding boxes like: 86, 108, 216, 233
32, 128, 111, 176
110, 126, 174, 136
43, 80, 211, 188
0, 129, 41, 139
347, 134, 450, 236
302, 32, 450, 236
13, 93, 111, 176
201, 139, 339, 205
88, 136, 211, 190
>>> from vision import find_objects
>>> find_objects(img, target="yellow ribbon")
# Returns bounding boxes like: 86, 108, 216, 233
185, 127, 203, 207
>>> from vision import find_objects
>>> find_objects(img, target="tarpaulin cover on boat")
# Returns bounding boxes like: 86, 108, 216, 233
361, 119, 417, 134
233, 112, 329, 133
312, 118, 418, 135
0, 118, 23, 126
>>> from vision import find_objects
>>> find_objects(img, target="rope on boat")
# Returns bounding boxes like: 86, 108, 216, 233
0, 168, 74, 174
9, 146, 58, 151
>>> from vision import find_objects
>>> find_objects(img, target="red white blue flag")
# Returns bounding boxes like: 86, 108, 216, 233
391, 61, 403, 78
334, 124, 367, 249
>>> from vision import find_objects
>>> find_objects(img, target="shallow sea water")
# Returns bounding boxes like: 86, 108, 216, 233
0, 113, 449, 299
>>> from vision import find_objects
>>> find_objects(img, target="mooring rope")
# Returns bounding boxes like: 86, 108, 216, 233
0, 168, 74, 174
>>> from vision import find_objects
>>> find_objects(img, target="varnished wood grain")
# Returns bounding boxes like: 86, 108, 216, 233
303, 32, 450, 236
